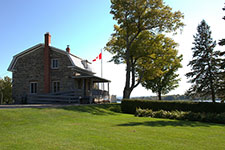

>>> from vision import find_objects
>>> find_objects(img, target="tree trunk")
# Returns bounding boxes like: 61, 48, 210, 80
209, 69, 216, 103
158, 91, 162, 100
211, 82, 216, 103
123, 87, 132, 99
123, 63, 138, 99
123, 58, 131, 99
123, 38, 131, 99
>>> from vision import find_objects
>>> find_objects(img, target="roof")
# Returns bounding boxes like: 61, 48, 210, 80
68, 53, 92, 72
7, 43, 94, 75
72, 75, 111, 83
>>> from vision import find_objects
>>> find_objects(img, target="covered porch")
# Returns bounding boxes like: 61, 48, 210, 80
27, 75, 110, 104
72, 75, 111, 104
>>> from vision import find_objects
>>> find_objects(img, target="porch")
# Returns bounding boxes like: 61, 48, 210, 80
72, 75, 111, 104
27, 75, 110, 104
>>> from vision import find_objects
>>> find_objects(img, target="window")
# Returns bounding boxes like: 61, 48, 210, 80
51, 59, 59, 69
30, 82, 37, 94
81, 60, 88, 69
52, 81, 60, 93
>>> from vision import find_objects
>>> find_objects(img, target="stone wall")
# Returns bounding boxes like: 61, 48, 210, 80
12, 47, 79, 103
50, 50, 74, 92
12, 47, 45, 103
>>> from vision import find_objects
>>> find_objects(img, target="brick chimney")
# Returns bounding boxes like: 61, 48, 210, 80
44, 32, 51, 93
66, 45, 70, 53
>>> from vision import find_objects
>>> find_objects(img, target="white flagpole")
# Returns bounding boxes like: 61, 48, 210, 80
101, 49, 105, 91
101, 49, 103, 78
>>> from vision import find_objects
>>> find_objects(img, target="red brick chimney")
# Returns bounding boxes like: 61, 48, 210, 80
66, 45, 70, 53
44, 32, 51, 93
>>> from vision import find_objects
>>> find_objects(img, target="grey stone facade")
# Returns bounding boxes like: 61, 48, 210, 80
11, 46, 82, 103
8, 34, 110, 104
49, 49, 74, 92
12, 47, 45, 103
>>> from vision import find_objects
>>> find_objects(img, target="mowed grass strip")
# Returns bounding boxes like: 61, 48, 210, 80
0, 104, 224, 150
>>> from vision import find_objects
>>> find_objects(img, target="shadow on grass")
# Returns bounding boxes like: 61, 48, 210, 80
116, 119, 220, 127
58, 104, 121, 116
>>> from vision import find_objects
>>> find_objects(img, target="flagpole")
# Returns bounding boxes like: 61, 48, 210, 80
101, 49, 105, 91
101, 49, 103, 78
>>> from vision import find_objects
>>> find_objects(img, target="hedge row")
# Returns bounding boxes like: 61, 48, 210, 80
121, 99, 225, 114
135, 108, 225, 124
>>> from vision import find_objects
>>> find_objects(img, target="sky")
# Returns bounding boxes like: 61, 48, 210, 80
1, 0, 225, 97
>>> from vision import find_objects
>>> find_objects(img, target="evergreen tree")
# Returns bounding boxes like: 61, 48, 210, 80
186, 20, 219, 103
217, 5, 225, 101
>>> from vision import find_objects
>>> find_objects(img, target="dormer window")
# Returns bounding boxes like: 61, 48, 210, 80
81, 60, 88, 69
51, 59, 59, 69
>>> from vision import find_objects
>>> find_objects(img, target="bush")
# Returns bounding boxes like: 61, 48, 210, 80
121, 99, 225, 114
135, 108, 225, 124
108, 104, 121, 113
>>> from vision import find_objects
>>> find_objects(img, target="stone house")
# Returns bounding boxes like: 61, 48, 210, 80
8, 33, 110, 104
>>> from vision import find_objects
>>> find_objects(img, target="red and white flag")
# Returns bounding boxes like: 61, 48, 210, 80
92, 52, 102, 62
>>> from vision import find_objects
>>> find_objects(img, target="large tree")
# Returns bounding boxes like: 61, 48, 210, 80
217, 5, 225, 101
106, 0, 184, 98
217, 7, 225, 102
186, 20, 219, 103
141, 36, 182, 100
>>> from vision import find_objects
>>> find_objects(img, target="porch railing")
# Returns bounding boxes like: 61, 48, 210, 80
92, 89, 109, 97
26, 89, 108, 104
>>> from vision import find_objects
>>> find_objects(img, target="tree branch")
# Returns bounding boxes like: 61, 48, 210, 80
133, 71, 144, 89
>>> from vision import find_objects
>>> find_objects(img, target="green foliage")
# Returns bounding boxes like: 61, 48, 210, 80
186, 20, 219, 102
140, 38, 183, 100
135, 108, 225, 124
121, 99, 225, 114
0, 76, 13, 104
106, 0, 184, 98
132, 94, 190, 100
217, 5, 225, 101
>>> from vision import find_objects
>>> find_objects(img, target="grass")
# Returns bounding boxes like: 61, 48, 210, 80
0, 104, 224, 150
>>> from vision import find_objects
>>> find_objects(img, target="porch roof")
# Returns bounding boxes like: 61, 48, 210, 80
72, 75, 111, 83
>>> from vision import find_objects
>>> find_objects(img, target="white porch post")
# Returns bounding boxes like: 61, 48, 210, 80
108, 82, 110, 101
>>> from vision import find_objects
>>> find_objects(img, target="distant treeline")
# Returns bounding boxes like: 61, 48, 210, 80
131, 95, 213, 101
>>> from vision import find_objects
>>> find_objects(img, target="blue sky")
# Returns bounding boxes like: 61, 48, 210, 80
1, 0, 225, 97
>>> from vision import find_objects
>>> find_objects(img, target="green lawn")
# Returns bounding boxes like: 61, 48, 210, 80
0, 104, 224, 150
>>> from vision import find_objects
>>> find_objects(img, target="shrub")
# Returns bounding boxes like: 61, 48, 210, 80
135, 108, 225, 124
121, 99, 225, 114
135, 108, 153, 117
108, 104, 121, 113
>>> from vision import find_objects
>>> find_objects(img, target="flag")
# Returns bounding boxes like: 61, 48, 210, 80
92, 52, 102, 62
99, 53, 102, 59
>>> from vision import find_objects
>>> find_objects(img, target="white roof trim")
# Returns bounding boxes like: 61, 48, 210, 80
71, 66, 95, 75
72, 75, 110, 82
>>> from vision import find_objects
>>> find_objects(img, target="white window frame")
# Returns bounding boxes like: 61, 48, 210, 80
30, 82, 37, 94
51, 59, 59, 69
52, 81, 60, 93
